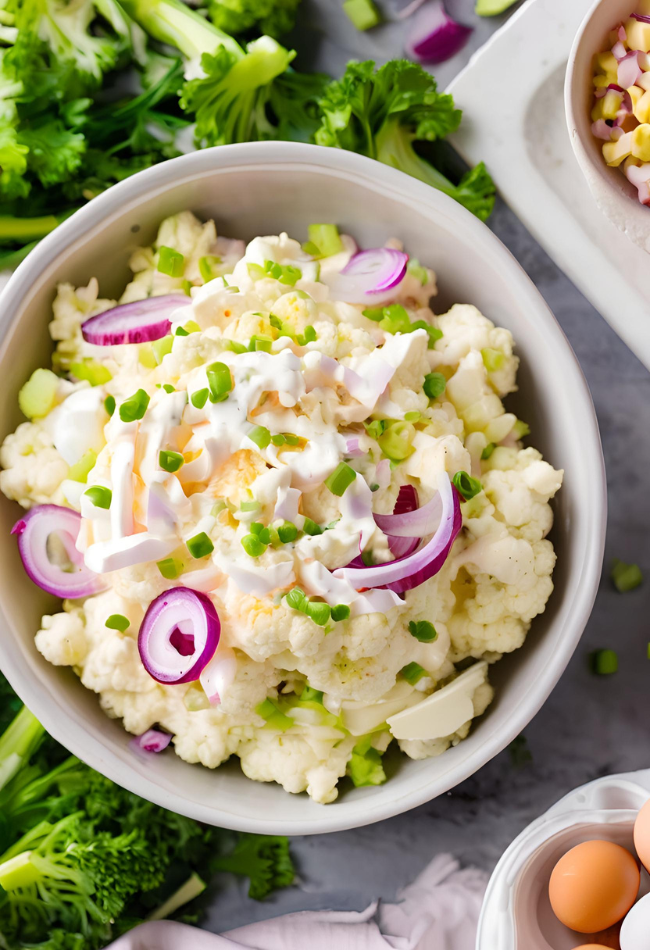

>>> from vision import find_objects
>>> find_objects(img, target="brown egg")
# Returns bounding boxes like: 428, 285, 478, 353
634, 797, 650, 872
548, 840, 639, 933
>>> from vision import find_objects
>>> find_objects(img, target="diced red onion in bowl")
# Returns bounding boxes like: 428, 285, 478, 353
138, 587, 220, 684
130, 728, 172, 754
632, 12, 650, 23
381, 484, 421, 560
81, 294, 188, 346
617, 51, 643, 89
11, 505, 106, 599
323, 248, 408, 305
592, 119, 614, 140
612, 40, 627, 61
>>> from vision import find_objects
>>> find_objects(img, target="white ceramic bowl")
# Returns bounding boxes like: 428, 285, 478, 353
0, 142, 606, 835
565, 0, 650, 253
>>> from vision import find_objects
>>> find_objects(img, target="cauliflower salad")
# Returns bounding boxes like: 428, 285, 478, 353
0, 212, 563, 804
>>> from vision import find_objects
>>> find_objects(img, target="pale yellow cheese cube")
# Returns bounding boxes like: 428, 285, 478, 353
639, 72, 650, 91
623, 155, 642, 171
603, 131, 634, 165
629, 84, 644, 108
625, 17, 650, 52
632, 123, 650, 160
634, 88, 650, 122
602, 89, 622, 119
595, 51, 619, 80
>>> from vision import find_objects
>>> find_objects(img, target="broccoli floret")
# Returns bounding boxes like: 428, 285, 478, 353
207, 0, 302, 39
212, 834, 295, 900
315, 59, 496, 221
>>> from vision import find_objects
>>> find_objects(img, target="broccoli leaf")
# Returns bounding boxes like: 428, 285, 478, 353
315, 59, 495, 221
207, 0, 302, 39
212, 833, 295, 900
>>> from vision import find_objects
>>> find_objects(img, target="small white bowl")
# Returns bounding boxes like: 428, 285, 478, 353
565, 0, 650, 253
477, 769, 650, 949
0, 142, 606, 835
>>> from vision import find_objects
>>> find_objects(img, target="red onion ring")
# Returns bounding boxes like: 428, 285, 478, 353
334, 473, 461, 594
406, 0, 473, 65
383, 484, 421, 559
81, 295, 188, 346
138, 587, 220, 684
324, 248, 408, 305
632, 12, 650, 23
11, 505, 107, 599
130, 728, 172, 754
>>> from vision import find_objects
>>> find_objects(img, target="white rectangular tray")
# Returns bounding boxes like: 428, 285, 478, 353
447, 0, 650, 370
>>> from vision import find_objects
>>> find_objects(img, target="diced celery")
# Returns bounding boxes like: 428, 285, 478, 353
152, 335, 173, 364
68, 449, 97, 484
343, 0, 381, 30
18, 368, 59, 420
481, 347, 506, 373
307, 224, 343, 257
69, 359, 112, 386
198, 255, 221, 283
138, 345, 158, 369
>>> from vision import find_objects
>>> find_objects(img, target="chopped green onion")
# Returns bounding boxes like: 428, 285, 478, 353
647, 642, 650, 660
240, 500, 260, 512
378, 421, 416, 461
408, 620, 437, 643
452, 470, 482, 501
512, 420, 530, 439
481, 442, 496, 460
162, 384, 175, 394
224, 339, 247, 354
307, 224, 343, 257
379, 304, 411, 335
152, 335, 173, 365
186, 532, 214, 559
404, 410, 422, 423
362, 307, 385, 322
139, 345, 157, 369
175, 326, 189, 337
306, 601, 331, 626
331, 604, 351, 622
611, 558, 643, 593
401, 662, 426, 685
159, 450, 184, 473
300, 684, 324, 703
285, 587, 307, 611
303, 517, 323, 536
249, 521, 264, 536
256, 698, 293, 731
283, 433, 300, 446
84, 486, 112, 509
325, 462, 356, 496
68, 449, 97, 484
241, 534, 267, 557
481, 347, 506, 373
157, 246, 185, 278
198, 255, 221, 283
69, 358, 112, 386
423, 372, 447, 400
278, 522, 298, 543
105, 614, 130, 632
157, 557, 184, 580
407, 259, 428, 285
303, 325, 317, 343
206, 362, 233, 403
181, 279, 192, 296
248, 334, 273, 353
249, 425, 271, 449
301, 240, 322, 257
590, 648, 618, 675
119, 389, 150, 423
410, 321, 443, 348
343, 0, 381, 30
104, 395, 116, 417
247, 263, 266, 281
365, 419, 388, 440
191, 388, 209, 409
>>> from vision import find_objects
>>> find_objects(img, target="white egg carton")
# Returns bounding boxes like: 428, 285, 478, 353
447, 0, 650, 372
477, 769, 650, 949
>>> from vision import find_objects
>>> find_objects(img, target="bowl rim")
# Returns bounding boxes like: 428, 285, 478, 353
564, 0, 650, 245
0, 142, 607, 834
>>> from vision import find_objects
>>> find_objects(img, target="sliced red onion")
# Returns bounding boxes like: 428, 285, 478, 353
592, 118, 614, 140
334, 472, 461, 595
11, 505, 106, 599
619, 23, 628, 40
138, 587, 220, 684
617, 51, 643, 89
81, 295, 188, 346
612, 40, 627, 61
406, 0, 473, 65
383, 485, 421, 560
632, 12, 650, 23
375, 484, 442, 538
200, 647, 237, 705
324, 249, 408, 305
345, 438, 366, 458
130, 728, 172, 754
626, 162, 650, 205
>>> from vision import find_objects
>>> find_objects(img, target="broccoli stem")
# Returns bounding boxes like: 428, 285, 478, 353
375, 119, 459, 199
120, 0, 243, 60
0, 215, 62, 243
147, 872, 206, 920
0, 706, 44, 792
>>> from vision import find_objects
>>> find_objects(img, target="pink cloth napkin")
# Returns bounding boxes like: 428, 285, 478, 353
108, 854, 488, 950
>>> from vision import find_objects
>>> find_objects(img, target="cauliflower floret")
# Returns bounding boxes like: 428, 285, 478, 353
100, 686, 170, 736
404, 432, 471, 490
399, 680, 494, 759
433, 304, 518, 396
170, 707, 241, 769
238, 730, 355, 804
483, 467, 558, 543
36, 609, 88, 666
81, 632, 154, 694
0, 422, 69, 507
